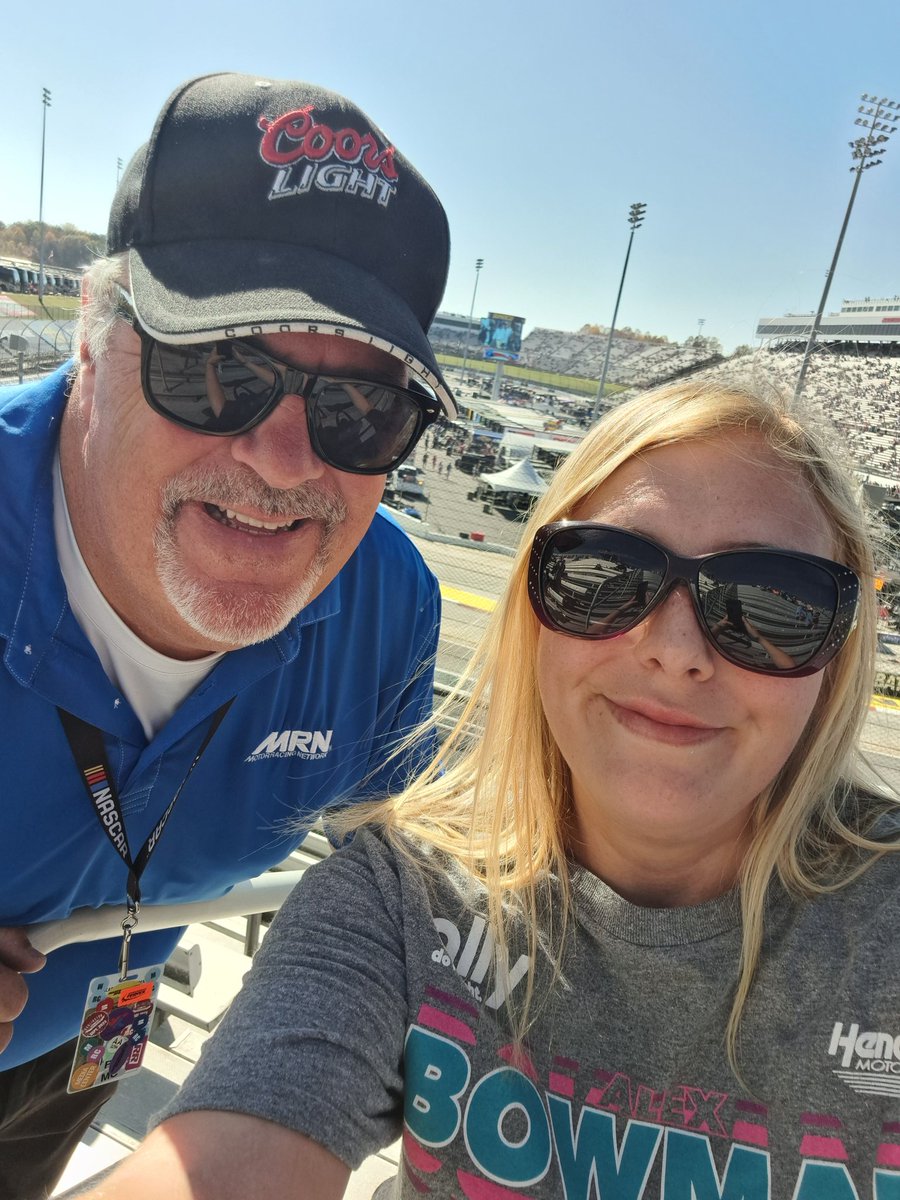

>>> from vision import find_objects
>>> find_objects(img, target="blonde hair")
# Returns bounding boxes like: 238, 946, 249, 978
337, 377, 897, 1068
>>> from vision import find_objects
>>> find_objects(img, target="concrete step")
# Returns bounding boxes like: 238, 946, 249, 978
156, 924, 254, 1031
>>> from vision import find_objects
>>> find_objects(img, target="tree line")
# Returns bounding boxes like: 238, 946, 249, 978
0, 220, 105, 271
578, 323, 670, 344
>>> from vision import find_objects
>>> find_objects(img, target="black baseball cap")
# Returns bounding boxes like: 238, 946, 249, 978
108, 72, 456, 417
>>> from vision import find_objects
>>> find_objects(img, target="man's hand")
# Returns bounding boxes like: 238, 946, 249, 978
0, 927, 47, 1053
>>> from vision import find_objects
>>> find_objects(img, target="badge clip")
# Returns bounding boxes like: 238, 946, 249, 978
118, 897, 140, 982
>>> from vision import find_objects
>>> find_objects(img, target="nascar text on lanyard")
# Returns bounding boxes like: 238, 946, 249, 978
57, 702, 233, 980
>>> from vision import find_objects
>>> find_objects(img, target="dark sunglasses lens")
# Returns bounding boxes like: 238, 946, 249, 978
145, 341, 278, 433
698, 554, 838, 671
311, 382, 421, 472
541, 528, 668, 636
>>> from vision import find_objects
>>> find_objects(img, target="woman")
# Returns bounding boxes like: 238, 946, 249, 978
83, 381, 898, 1200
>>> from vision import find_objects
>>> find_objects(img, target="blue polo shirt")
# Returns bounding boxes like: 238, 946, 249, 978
0, 365, 440, 1069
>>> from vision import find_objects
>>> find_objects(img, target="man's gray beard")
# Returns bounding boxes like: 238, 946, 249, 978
154, 466, 348, 648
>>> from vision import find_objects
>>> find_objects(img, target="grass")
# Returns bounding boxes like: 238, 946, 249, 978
435, 352, 627, 398
2, 292, 79, 320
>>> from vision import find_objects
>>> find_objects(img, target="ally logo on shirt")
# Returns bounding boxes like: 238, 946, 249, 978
431, 913, 530, 1010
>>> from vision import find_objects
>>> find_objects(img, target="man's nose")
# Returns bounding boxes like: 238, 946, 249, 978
228, 394, 326, 488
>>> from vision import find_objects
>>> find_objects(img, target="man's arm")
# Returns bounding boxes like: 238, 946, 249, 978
81, 1111, 349, 1200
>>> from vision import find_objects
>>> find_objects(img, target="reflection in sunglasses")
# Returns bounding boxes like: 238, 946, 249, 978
706, 584, 798, 670
140, 329, 441, 475
531, 524, 859, 677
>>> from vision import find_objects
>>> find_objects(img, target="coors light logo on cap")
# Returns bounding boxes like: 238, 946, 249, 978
258, 104, 399, 207
108, 72, 456, 417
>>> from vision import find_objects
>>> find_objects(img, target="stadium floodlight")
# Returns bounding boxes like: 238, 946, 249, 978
38, 88, 52, 304
460, 257, 484, 387
593, 203, 647, 420
794, 93, 897, 401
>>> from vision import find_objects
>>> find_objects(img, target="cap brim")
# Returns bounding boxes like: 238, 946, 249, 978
127, 242, 457, 417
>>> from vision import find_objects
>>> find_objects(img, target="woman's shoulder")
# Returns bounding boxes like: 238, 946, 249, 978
830, 787, 900, 877
781, 800, 899, 931
308, 825, 490, 923
862, 798, 900, 842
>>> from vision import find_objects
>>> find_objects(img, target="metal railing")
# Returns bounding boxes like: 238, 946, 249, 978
0, 315, 75, 382
27, 871, 307, 957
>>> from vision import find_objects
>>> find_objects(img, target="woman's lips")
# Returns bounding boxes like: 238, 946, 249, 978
607, 698, 725, 746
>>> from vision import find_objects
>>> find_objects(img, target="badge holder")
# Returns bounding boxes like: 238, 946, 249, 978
58, 700, 233, 1093
68, 902, 165, 1093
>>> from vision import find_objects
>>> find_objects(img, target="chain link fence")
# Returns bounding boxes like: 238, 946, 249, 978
0, 315, 75, 382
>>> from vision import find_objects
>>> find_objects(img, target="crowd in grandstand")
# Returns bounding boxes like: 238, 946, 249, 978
518, 327, 721, 385
427, 322, 722, 389
656, 349, 900, 484
512, 332, 899, 490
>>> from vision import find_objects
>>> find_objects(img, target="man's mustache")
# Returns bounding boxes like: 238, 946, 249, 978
159, 466, 348, 526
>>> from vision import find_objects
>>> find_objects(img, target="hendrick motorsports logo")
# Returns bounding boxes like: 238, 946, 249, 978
828, 1020, 900, 1098
245, 728, 333, 763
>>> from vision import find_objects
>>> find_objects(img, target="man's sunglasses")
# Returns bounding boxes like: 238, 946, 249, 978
116, 297, 440, 475
528, 522, 860, 677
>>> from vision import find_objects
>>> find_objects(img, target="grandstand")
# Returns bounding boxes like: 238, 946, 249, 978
757, 296, 900, 351
747, 297, 900, 484
429, 312, 723, 391
505, 326, 722, 387
593, 297, 900, 489
429, 311, 479, 355
612, 348, 900, 487
0, 254, 83, 295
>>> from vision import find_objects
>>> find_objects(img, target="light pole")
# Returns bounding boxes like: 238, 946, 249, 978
794, 93, 897, 400
460, 257, 484, 387
593, 203, 646, 419
38, 87, 51, 303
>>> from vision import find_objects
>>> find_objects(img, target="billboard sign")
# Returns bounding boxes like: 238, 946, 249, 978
479, 312, 525, 362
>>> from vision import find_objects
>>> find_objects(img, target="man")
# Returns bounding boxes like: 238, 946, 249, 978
0, 72, 454, 1196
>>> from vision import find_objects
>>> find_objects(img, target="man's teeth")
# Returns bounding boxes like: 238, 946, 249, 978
208, 504, 298, 532
223, 509, 291, 531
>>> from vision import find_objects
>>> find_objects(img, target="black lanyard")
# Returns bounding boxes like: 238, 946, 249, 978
57, 700, 233, 976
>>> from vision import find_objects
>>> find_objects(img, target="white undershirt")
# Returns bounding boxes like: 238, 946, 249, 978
53, 451, 223, 739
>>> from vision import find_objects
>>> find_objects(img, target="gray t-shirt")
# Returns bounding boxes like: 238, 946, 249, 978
163, 824, 899, 1199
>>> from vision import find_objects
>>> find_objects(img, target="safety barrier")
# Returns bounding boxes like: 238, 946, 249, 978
27, 870, 307, 957
0, 316, 75, 382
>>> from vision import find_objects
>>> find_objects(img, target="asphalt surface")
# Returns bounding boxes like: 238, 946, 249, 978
404, 440, 532, 550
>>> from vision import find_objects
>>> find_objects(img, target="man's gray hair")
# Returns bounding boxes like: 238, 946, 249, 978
75, 253, 130, 365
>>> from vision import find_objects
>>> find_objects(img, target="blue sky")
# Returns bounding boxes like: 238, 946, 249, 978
2, 0, 898, 353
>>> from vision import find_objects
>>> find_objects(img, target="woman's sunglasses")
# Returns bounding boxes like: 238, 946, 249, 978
116, 296, 440, 475
528, 522, 860, 677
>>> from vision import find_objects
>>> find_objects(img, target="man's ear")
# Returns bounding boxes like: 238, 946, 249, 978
68, 283, 98, 426
77, 278, 93, 369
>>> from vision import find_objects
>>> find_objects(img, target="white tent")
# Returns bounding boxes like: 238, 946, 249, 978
478, 457, 548, 496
